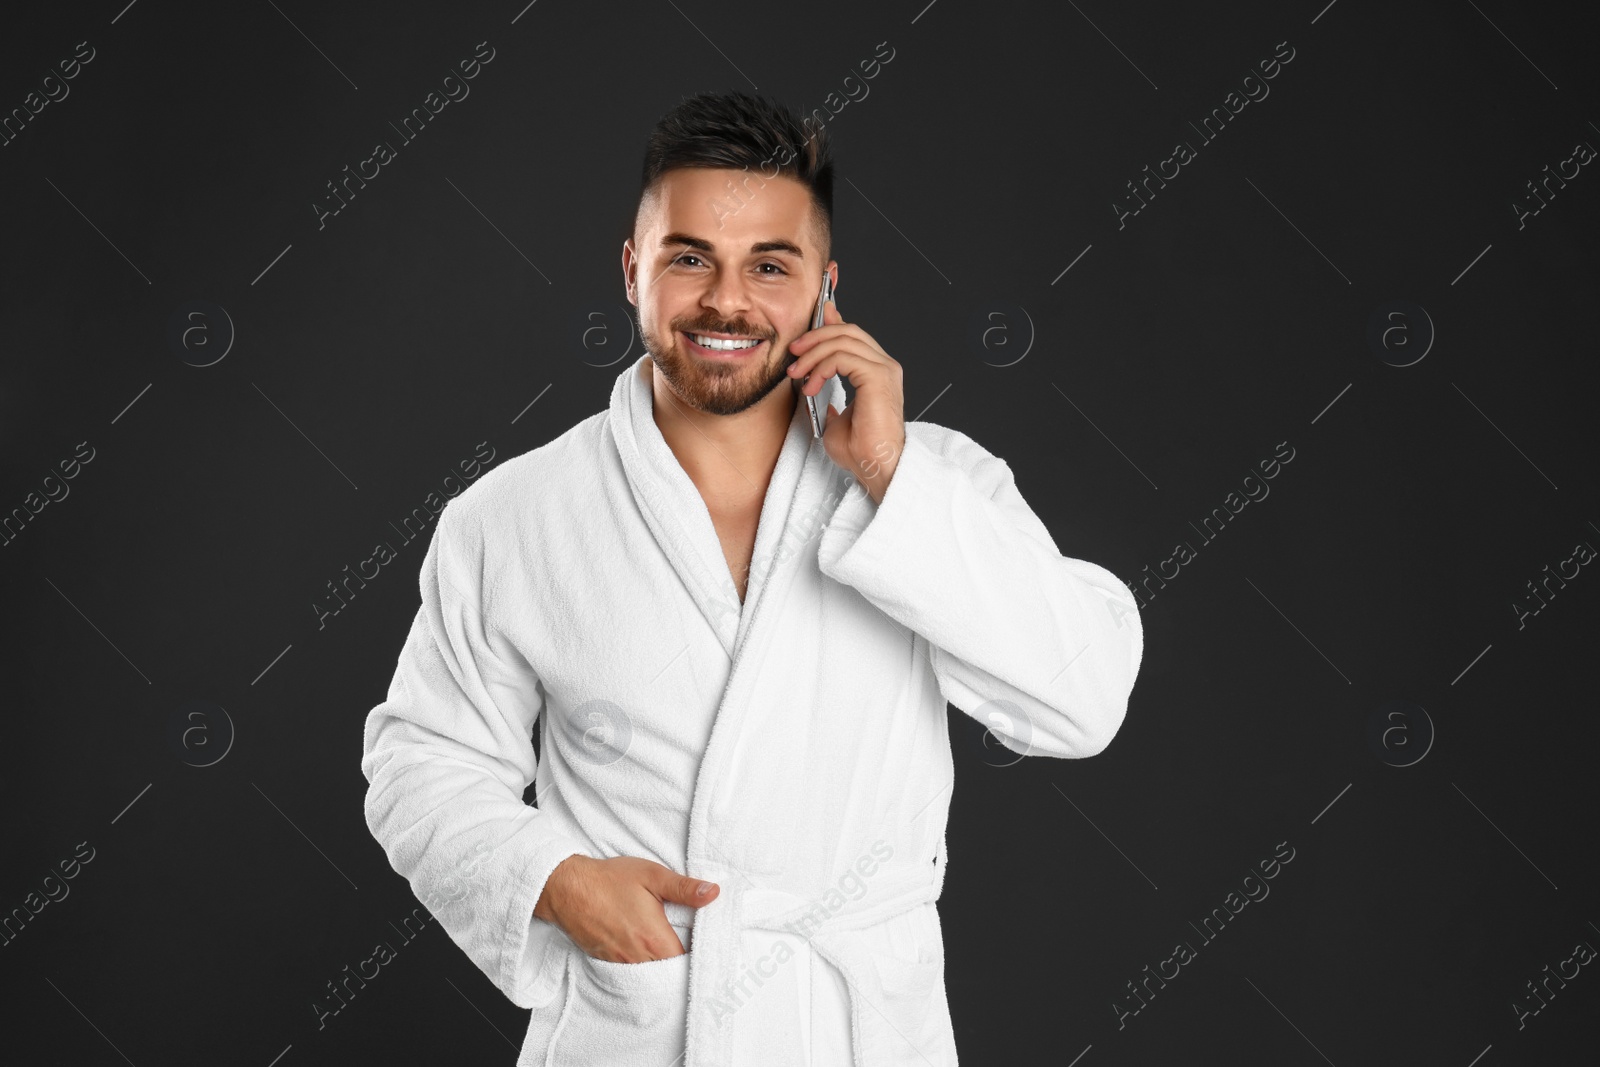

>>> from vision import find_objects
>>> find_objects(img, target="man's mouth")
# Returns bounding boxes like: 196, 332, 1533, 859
682, 331, 767, 357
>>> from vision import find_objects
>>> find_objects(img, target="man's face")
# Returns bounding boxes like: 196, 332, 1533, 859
624, 167, 834, 417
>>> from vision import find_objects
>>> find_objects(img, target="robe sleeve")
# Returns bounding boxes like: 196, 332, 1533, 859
815, 425, 1144, 758
360, 500, 593, 1009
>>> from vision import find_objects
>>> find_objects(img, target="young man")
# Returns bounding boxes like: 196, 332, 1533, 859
360, 91, 1144, 1066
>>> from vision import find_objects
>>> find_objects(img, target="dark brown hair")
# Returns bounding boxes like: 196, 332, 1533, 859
636, 90, 835, 259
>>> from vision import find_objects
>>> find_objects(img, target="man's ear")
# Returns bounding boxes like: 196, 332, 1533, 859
622, 238, 638, 306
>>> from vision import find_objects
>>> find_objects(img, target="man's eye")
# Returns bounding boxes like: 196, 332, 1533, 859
757, 263, 787, 275
673, 253, 703, 267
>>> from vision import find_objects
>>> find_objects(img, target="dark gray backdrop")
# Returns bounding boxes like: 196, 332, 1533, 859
3, 0, 1596, 1064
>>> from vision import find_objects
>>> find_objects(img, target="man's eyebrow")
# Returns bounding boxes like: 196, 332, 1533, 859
659, 233, 805, 258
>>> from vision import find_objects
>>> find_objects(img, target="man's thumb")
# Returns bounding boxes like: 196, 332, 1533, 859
659, 869, 719, 907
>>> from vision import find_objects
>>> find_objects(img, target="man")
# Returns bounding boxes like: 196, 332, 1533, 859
360, 90, 1143, 1066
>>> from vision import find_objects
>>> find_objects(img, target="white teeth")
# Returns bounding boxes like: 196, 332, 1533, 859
689, 333, 762, 351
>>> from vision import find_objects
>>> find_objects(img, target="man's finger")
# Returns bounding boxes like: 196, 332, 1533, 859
655, 867, 719, 907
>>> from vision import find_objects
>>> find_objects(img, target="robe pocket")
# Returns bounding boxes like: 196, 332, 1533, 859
544, 947, 691, 1066
865, 904, 957, 1065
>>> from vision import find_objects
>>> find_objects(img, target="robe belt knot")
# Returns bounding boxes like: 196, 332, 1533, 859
682, 866, 944, 1067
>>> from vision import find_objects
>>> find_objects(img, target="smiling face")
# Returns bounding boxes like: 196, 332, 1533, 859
624, 167, 835, 417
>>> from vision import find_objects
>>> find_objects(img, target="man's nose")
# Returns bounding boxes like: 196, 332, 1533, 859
700, 274, 755, 321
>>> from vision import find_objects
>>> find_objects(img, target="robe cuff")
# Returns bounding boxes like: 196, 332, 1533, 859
501, 832, 594, 1007
813, 422, 1141, 759
817, 430, 939, 577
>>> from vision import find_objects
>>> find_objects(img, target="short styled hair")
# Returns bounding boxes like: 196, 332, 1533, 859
635, 90, 835, 261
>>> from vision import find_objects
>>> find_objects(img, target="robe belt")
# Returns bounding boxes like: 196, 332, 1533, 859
682, 864, 944, 1067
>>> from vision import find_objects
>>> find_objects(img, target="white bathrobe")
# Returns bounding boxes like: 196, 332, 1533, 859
360, 353, 1144, 1066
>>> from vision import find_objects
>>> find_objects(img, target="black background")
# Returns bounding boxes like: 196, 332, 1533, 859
3, 1, 1597, 1064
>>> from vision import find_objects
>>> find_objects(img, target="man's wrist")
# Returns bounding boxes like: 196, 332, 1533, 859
533, 853, 588, 926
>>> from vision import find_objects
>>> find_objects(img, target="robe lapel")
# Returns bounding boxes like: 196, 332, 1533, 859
608, 354, 844, 660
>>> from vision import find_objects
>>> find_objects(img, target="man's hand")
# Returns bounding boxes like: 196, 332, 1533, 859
533, 855, 720, 963
786, 299, 907, 505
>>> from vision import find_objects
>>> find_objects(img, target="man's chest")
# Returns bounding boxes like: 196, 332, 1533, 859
706, 498, 763, 603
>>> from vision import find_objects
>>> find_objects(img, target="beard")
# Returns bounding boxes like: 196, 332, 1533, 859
640, 311, 794, 417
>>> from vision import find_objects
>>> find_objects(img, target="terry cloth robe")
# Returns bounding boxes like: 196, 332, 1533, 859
360, 353, 1144, 1066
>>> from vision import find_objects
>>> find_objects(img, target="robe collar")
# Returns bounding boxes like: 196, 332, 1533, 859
607, 353, 849, 659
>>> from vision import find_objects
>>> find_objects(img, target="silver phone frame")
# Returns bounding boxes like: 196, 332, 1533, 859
802, 271, 834, 438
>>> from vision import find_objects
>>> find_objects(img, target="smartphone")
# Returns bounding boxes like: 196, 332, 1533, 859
800, 271, 835, 438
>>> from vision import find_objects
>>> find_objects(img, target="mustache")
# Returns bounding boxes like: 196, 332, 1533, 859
674, 317, 773, 341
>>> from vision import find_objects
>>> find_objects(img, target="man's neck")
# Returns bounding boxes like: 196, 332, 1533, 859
647, 360, 797, 498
